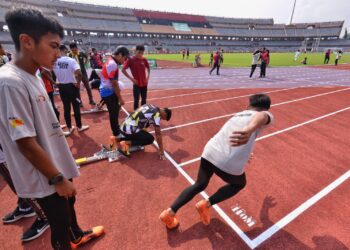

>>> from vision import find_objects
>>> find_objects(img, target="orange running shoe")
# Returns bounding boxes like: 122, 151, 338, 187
159, 210, 179, 229
109, 136, 116, 150
71, 226, 104, 249
195, 200, 211, 225
117, 141, 130, 158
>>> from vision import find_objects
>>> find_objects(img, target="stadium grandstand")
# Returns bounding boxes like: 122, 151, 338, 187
0, 0, 348, 53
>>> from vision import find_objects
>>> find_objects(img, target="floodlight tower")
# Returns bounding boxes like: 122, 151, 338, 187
289, 0, 297, 24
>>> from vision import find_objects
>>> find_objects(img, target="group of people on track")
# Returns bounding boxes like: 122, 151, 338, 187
0, 8, 274, 250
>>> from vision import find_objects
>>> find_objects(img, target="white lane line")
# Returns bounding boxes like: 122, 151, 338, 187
179, 106, 350, 167
125, 87, 246, 104
160, 87, 350, 134
170, 86, 300, 110
123, 87, 179, 96
252, 169, 350, 247
120, 106, 256, 249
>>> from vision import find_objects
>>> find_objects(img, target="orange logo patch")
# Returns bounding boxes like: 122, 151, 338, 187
9, 118, 25, 128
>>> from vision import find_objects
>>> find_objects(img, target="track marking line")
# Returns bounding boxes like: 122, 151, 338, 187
179, 106, 350, 167
160, 87, 350, 134
120, 106, 256, 249
125, 87, 250, 104
252, 169, 350, 247
170, 86, 300, 110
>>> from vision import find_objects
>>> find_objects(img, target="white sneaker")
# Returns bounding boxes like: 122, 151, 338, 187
64, 127, 75, 137
77, 125, 89, 132
60, 124, 66, 129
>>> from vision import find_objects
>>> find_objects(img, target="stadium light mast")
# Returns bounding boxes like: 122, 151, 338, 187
289, 0, 297, 24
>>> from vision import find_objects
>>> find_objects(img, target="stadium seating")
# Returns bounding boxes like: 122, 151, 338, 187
0, 0, 347, 53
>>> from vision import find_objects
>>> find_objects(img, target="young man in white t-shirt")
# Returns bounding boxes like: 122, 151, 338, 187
160, 94, 273, 229
0, 8, 103, 249
53, 44, 89, 136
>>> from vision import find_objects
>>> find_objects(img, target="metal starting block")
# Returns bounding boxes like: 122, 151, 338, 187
72, 107, 108, 116
75, 145, 144, 166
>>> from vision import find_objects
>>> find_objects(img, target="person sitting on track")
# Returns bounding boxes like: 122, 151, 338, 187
113, 104, 172, 160
159, 94, 274, 229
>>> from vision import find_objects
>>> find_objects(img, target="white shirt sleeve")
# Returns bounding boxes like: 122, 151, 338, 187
0, 84, 36, 141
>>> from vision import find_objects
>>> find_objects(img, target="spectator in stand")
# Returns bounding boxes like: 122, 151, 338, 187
324, 49, 331, 64
68, 42, 96, 106
90, 48, 103, 69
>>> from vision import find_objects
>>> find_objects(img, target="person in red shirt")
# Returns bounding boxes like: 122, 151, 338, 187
39, 67, 60, 121
122, 45, 150, 110
260, 48, 268, 78
209, 51, 220, 75
90, 48, 103, 69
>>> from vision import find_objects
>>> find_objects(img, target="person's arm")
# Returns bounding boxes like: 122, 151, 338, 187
145, 59, 150, 83
154, 126, 165, 160
122, 60, 138, 85
74, 69, 82, 88
16, 137, 76, 198
230, 112, 271, 146
122, 68, 138, 85
111, 79, 124, 105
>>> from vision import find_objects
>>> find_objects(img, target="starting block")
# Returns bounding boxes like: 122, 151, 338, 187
75, 145, 144, 166
71, 107, 108, 116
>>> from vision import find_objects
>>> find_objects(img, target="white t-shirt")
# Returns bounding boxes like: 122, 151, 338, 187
0, 63, 80, 198
294, 51, 300, 58
252, 53, 260, 65
0, 148, 5, 164
53, 56, 80, 84
202, 110, 273, 176
336, 53, 342, 60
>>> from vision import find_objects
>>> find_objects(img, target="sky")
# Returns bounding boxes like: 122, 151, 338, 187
66, 0, 350, 34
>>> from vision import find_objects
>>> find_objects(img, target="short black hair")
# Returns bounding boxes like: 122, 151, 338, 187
69, 42, 77, 49
136, 45, 145, 51
5, 8, 64, 52
163, 108, 172, 121
59, 44, 67, 52
249, 94, 271, 110
114, 46, 129, 57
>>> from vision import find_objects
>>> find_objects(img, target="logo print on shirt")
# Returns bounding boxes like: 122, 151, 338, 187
8, 117, 25, 128
36, 95, 46, 102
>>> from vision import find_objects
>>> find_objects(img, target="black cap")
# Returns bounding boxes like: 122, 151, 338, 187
114, 46, 130, 58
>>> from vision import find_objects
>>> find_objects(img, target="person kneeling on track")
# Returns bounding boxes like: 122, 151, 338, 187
114, 104, 172, 160
159, 94, 274, 229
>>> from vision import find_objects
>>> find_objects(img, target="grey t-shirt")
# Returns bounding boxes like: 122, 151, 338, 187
0, 63, 79, 198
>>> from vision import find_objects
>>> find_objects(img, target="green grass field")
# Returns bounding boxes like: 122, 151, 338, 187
147, 52, 350, 67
